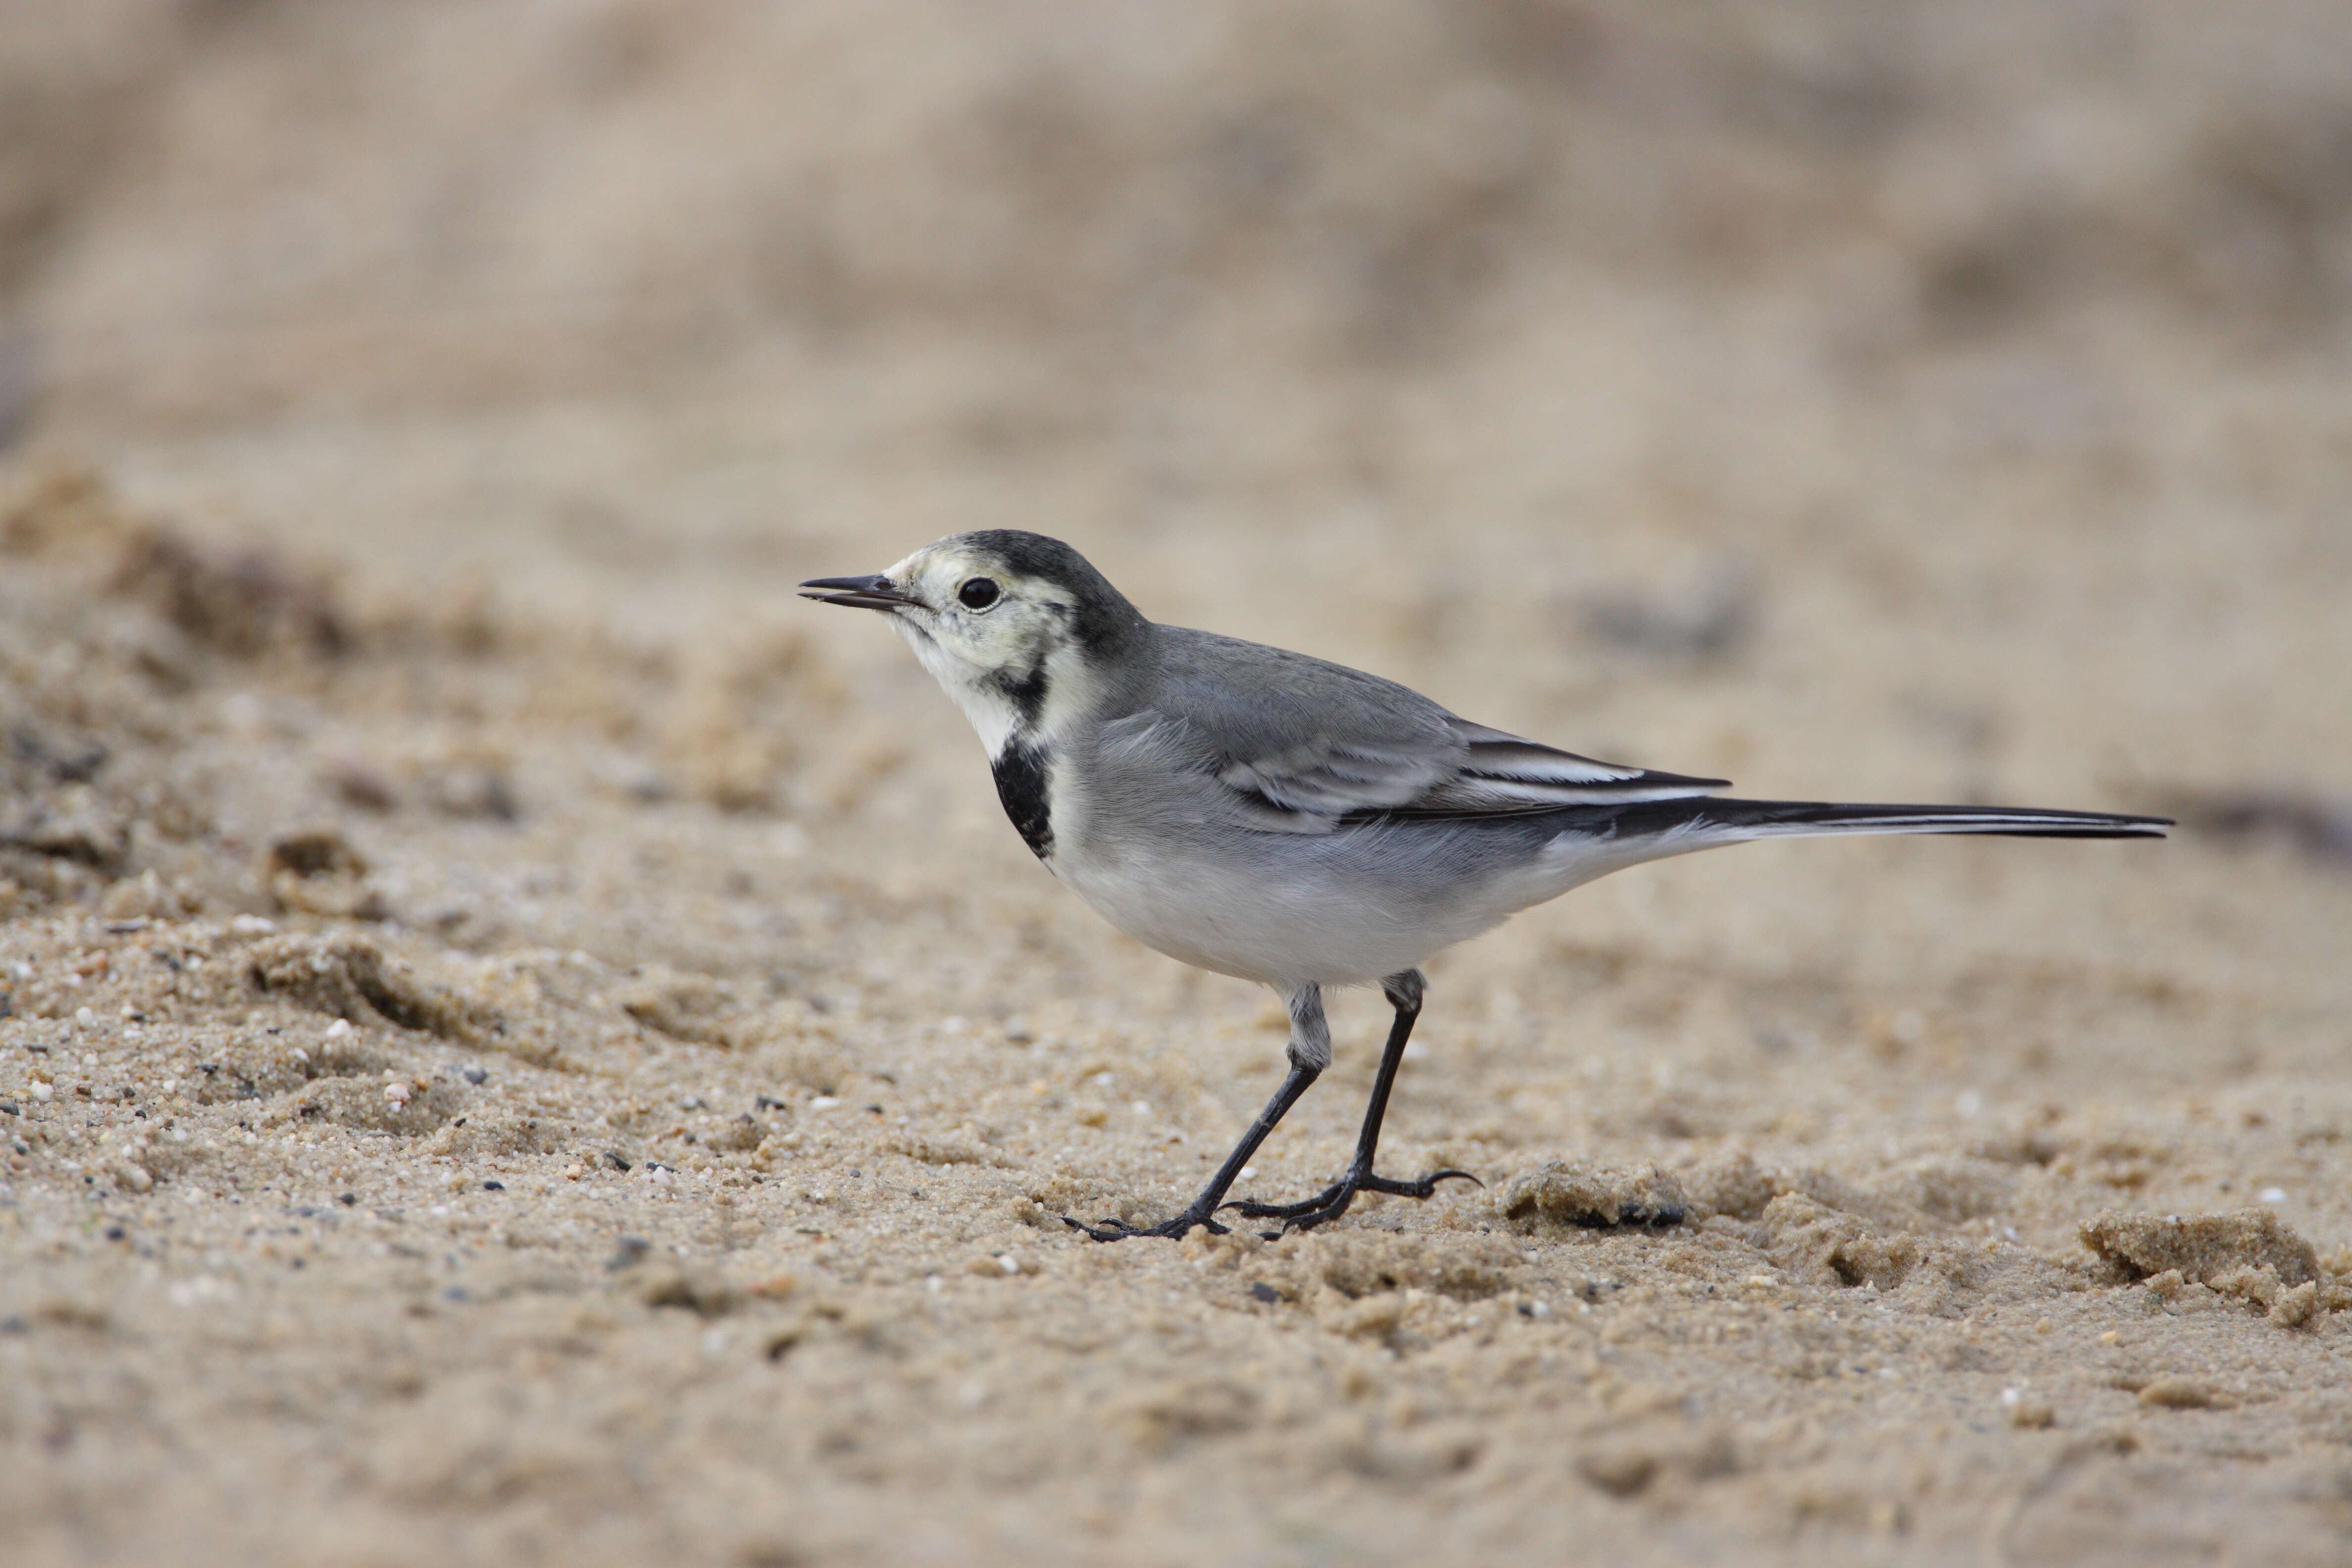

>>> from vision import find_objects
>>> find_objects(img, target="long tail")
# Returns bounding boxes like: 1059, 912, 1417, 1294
1609, 797, 2171, 844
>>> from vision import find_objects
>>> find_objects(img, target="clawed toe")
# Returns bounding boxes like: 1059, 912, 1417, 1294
1220, 1181, 1345, 1222
1264, 1201, 1347, 1238
1220, 1167, 1481, 1237
1360, 1168, 1482, 1200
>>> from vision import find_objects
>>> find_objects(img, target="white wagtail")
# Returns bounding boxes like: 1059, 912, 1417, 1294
803, 531, 2168, 1241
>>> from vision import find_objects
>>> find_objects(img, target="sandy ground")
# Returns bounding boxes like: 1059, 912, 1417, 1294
4, 4, 2352, 1565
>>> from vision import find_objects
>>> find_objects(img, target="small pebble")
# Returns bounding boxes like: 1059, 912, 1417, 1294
1250, 1281, 1281, 1304
325, 1019, 352, 1039
483, 1180, 505, 1191
383, 1083, 410, 1104
462, 1067, 489, 1085
2259, 1187, 2287, 1204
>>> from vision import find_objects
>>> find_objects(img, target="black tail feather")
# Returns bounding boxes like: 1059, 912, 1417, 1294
1606, 797, 2172, 841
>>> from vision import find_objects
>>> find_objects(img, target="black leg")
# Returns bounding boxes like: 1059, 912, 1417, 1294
1065, 984, 1329, 1243
1222, 969, 1479, 1235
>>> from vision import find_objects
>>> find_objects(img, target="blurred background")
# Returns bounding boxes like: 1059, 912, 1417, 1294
2, 0, 2348, 867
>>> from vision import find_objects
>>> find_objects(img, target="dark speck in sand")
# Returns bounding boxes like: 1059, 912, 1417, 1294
483, 1180, 505, 1191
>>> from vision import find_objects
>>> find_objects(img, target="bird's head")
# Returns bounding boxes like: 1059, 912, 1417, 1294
801, 530, 1145, 745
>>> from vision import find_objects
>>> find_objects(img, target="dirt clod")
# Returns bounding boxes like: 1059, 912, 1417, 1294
1761, 1193, 1920, 1291
247, 933, 490, 1041
2080, 1209, 2320, 1289
264, 829, 389, 920
2138, 1376, 2232, 1410
1503, 1161, 1689, 1232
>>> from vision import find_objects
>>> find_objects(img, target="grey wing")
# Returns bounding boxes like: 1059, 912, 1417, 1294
1123, 627, 1727, 833
1400, 719, 1729, 816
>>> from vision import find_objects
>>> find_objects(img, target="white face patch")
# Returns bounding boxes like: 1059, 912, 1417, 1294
878, 539, 1102, 757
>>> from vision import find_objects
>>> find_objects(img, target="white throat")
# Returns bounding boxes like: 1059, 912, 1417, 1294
894, 618, 1103, 759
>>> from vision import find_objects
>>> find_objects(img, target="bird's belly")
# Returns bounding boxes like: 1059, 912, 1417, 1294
1049, 826, 1588, 986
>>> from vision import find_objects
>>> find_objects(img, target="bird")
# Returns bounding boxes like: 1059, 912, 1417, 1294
801, 531, 2168, 1242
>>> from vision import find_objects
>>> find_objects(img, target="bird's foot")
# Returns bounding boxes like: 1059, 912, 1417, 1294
1062, 1205, 1230, 1243
1223, 1168, 1481, 1236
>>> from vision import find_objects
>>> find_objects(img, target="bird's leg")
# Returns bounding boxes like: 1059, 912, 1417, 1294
1065, 984, 1328, 1242
1223, 968, 1479, 1235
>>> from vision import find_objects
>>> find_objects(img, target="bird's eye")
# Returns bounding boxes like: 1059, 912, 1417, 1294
958, 577, 1001, 610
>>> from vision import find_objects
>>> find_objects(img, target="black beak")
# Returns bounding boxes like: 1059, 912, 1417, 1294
799, 574, 918, 612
